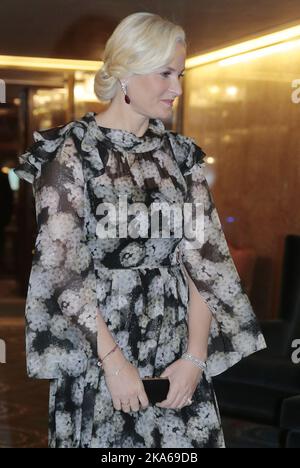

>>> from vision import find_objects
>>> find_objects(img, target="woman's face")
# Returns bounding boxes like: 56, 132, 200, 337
126, 41, 186, 119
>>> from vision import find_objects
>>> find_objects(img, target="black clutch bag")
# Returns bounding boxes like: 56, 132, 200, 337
142, 377, 170, 405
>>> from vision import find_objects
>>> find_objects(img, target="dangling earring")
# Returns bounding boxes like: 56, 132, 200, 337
120, 80, 130, 104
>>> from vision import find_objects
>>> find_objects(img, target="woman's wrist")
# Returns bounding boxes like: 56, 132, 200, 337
101, 347, 127, 368
103, 360, 129, 378
98, 343, 118, 362
186, 346, 207, 362
182, 351, 207, 372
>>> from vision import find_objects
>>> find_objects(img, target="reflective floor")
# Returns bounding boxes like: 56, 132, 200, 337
0, 316, 48, 448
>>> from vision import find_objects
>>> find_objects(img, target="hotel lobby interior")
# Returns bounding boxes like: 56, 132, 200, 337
1, 0, 300, 448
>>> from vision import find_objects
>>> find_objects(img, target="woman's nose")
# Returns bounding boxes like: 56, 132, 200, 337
170, 79, 183, 97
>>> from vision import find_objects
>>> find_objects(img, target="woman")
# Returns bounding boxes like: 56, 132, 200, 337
14, 12, 266, 448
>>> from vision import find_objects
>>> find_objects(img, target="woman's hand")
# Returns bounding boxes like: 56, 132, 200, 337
102, 353, 149, 413
155, 358, 203, 409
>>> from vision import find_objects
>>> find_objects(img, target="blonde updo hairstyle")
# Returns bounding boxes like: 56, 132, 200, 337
94, 12, 186, 102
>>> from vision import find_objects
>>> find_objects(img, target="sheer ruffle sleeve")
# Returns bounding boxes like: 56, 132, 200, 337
14, 128, 98, 379
177, 138, 267, 378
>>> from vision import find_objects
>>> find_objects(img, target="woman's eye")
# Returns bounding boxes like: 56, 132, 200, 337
160, 72, 185, 78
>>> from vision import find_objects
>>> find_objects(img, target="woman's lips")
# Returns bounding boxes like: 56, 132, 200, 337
161, 100, 174, 106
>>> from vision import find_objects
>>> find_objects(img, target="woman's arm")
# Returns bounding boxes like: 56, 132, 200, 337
97, 314, 126, 366
175, 138, 266, 378
14, 130, 126, 377
183, 265, 211, 361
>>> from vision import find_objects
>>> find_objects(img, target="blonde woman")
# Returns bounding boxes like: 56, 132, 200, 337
14, 12, 266, 448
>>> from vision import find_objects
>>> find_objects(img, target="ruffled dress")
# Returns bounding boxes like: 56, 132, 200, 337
14, 111, 266, 448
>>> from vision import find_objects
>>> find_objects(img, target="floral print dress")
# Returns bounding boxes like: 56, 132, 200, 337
14, 111, 266, 448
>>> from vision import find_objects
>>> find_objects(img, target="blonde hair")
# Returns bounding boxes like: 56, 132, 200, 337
94, 12, 186, 102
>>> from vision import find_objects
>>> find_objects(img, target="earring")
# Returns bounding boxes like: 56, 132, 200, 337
120, 80, 131, 104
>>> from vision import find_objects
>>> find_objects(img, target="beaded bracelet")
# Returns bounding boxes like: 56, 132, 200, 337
97, 343, 118, 368
181, 352, 207, 372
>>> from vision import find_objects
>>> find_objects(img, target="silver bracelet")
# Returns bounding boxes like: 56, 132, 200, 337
181, 352, 207, 371
103, 361, 128, 377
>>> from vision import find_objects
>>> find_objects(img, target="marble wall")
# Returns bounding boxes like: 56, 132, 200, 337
183, 43, 300, 318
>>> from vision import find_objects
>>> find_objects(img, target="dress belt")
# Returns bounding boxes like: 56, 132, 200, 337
110, 263, 182, 270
